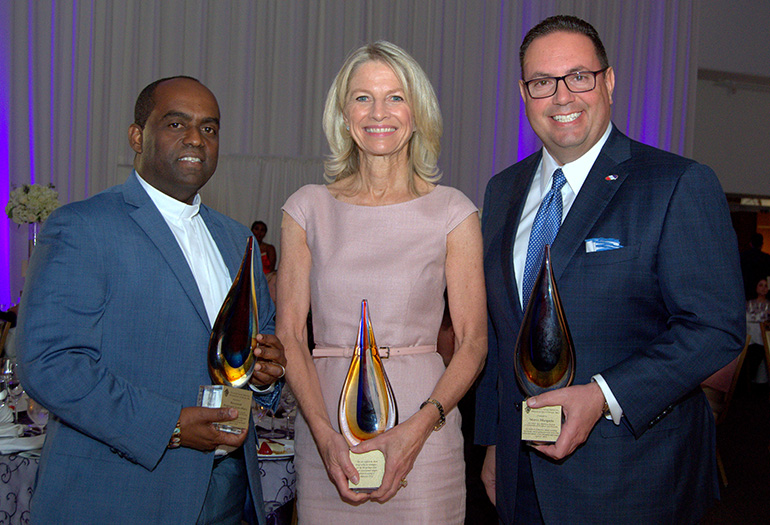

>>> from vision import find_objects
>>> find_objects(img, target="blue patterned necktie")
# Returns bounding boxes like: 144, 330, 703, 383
522, 168, 567, 310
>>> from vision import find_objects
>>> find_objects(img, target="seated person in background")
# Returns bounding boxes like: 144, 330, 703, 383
741, 277, 770, 387
252, 220, 278, 301
747, 278, 769, 315
251, 220, 277, 274
740, 233, 770, 300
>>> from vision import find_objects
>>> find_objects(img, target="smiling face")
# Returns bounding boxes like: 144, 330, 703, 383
129, 78, 220, 204
343, 60, 414, 165
519, 31, 614, 165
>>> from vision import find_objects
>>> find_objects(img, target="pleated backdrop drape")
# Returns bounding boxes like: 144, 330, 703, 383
1, 0, 698, 304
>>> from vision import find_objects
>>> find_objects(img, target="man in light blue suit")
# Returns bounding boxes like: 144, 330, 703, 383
475, 16, 745, 524
17, 76, 286, 524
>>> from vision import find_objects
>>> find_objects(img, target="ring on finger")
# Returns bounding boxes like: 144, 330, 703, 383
399, 478, 407, 488
275, 362, 286, 379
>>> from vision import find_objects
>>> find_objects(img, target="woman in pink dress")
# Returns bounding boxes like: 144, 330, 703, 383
276, 42, 486, 523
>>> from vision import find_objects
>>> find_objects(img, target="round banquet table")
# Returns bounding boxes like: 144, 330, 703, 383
0, 452, 39, 524
259, 454, 296, 525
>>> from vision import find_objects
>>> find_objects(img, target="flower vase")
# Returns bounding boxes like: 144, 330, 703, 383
28, 222, 40, 258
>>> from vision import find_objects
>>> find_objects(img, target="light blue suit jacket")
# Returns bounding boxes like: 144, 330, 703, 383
475, 128, 745, 524
17, 173, 279, 524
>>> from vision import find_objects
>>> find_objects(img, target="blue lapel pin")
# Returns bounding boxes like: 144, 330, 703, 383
605, 174, 618, 181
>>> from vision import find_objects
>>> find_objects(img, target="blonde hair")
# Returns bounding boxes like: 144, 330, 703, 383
322, 41, 442, 191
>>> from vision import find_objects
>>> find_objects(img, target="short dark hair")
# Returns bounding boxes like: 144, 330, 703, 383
133, 75, 200, 128
251, 220, 267, 232
750, 233, 764, 249
519, 15, 609, 76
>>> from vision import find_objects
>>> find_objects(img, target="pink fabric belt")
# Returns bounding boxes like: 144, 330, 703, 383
313, 344, 436, 359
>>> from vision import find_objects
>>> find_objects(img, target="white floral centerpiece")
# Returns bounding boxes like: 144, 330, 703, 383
5, 183, 60, 225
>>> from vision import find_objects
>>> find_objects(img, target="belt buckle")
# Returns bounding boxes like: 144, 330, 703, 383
380, 346, 390, 359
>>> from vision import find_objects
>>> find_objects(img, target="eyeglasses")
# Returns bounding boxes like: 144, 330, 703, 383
522, 68, 609, 99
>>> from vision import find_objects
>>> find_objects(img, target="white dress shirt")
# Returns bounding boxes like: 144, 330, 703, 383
512, 124, 622, 424
135, 171, 231, 327
136, 172, 274, 399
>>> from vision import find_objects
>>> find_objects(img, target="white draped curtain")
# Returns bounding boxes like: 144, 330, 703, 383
1, 0, 698, 304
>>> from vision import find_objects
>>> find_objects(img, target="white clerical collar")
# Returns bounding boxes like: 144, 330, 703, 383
540, 122, 613, 195
134, 170, 201, 220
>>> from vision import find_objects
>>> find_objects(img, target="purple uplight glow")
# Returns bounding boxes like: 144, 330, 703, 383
639, 5, 664, 148
516, 4, 542, 162
0, 3, 12, 305
84, 2, 94, 196
26, 1, 37, 186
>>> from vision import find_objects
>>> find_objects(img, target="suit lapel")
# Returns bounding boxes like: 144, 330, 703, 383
551, 128, 632, 281
121, 173, 211, 330
501, 153, 542, 317
200, 205, 248, 280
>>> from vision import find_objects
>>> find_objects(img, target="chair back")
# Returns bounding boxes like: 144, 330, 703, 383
701, 334, 751, 487
761, 321, 770, 368
0, 320, 11, 357
718, 335, 751, 424
702, 335, 751, 425
761, 322, 770, 394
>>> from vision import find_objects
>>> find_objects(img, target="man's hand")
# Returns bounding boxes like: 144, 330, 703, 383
528, 382, 606, 460
250, 333, 287, 387
481, 445, 496, 505
178, 406, 248, 451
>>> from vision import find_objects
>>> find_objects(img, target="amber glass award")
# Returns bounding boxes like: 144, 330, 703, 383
207, 237, 259, 388
514, 245, 575, 443
202, 237, 261, 435
338, 299, 398, 491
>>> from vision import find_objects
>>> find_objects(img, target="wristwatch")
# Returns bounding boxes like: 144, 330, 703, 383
420, 398, 446, 431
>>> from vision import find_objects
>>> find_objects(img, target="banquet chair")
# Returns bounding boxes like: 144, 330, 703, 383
765, 322, 770, 453
762, 322, 770, 401
0, 320, 11, 358
701, 335, 750, 487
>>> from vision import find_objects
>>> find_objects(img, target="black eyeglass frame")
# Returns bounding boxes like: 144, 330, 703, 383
522, 67, 610, 99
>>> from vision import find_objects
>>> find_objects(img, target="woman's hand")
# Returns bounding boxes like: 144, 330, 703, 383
350, 409, 434, 503
315, 427, 371, 504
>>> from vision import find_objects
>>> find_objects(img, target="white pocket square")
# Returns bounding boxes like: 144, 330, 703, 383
585, 238, 623, 253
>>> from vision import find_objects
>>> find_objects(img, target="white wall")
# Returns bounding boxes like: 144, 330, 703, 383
698, 0, 770, 76
694, 0, 770, 195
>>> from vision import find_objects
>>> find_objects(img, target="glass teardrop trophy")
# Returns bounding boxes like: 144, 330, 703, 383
200, 237, 261, 435
514, 245, 576, 443
338, 299, 398, 491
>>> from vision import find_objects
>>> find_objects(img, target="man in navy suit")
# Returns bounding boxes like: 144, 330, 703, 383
17, 76, 286, 524
475, 15, 744, 524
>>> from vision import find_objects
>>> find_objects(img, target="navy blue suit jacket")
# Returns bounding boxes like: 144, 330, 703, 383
17, 173, 280, 524
475, 128, 745, 524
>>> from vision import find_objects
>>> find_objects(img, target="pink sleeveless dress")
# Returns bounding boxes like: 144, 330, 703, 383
282, 184, 477, 524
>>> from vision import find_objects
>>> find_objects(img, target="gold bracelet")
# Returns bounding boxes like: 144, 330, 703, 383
167, 420, 182, 449
420, 398, 446, 431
